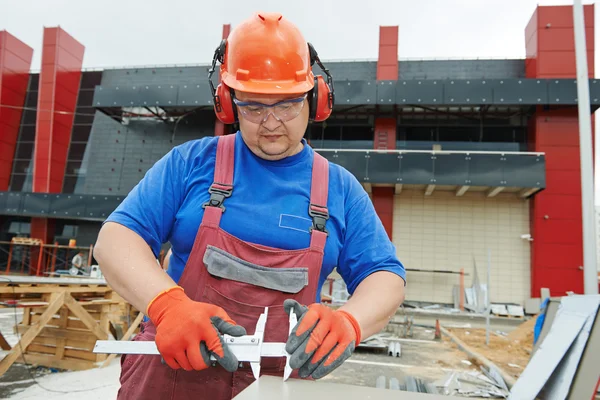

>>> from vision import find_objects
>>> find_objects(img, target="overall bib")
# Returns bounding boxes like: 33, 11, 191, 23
117, 134, 330, 399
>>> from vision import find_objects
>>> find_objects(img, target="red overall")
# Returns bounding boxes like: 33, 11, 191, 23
117, 134, 330, 399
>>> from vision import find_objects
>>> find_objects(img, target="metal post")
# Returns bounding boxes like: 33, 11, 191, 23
573, 0, 599, 295
486, 249, 491, 346
459, 268, 465, 311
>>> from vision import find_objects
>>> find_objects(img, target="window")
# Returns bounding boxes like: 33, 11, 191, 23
15, 142, 34, 159
67, 143, 88, 161
71, 125, 91, 142
19, 125, 36, 141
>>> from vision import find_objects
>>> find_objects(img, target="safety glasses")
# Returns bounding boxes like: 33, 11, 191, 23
233, 94, 307, 123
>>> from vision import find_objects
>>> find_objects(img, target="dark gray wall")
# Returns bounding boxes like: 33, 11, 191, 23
83, 111, 214, 196
86, 58, 526, 196
99, 59, 525, 87
399, 60, 525, 80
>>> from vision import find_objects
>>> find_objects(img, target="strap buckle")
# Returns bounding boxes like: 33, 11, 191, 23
202, 183, 233, 212
309, 203, 329, 236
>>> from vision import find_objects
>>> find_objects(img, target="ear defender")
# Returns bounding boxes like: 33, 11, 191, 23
307, 43, 334, 123
311, 75, 333, 122
209, 39, 237, 124
214, 83, 236, 124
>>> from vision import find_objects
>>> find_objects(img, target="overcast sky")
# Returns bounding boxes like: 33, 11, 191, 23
2, 0, 597, 69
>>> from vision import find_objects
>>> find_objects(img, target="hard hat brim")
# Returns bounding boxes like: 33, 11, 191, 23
222, 72, 314, 95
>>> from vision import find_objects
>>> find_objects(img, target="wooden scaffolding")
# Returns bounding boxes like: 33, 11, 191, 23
0, 276, 142, 375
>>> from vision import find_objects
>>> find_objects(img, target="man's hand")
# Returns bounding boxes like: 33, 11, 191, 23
147, 286, 246, 372
283, 299, 362, 379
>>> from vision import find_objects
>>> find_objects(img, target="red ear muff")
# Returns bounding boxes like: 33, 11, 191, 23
311, 75, 333, 122
214, 83, 236, 124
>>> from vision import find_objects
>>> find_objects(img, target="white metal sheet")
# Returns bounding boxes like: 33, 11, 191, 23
507, 294, 600, 400
234, 375, 453, 400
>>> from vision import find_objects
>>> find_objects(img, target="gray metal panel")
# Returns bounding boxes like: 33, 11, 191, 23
399, 59, 525, 80
433, 154, 469, 185
22, 193, 50, 215
86, 195, 122, 219
0, 192, 6, 212
589, 79, 600, 104
335, 81, 376, 105
376, 81, 396, 104
547, 79, 578, 105
49, 194, 87, 218
177, 82, 213, 106
396, 80, 443, 105
444, 80, 493, 105
503, 154, 545, 187
490, 78, 547, 105
138, 84, 178, 107
322, 151, 368, 181
93, 85, 142, 107
4, 192, 24, 214
400, 153, 434, 184
467, 154, 503, 186
367, 153, 401, 183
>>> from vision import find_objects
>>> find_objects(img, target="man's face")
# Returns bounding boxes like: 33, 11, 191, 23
235, 90, 309, 161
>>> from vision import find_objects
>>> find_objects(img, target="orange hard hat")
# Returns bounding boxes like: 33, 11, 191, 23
219, 12, 315, 94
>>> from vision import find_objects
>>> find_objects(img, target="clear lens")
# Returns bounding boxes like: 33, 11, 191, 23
233, 95, 306, 123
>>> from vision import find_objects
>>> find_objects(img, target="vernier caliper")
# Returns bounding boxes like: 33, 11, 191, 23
93, 307, 297, 381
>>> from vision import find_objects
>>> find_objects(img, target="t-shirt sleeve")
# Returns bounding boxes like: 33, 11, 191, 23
337, 181, 407, 295
103, 148, 187, 258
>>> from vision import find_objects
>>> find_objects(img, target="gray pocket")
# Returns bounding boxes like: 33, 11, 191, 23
203, 246, 309, 294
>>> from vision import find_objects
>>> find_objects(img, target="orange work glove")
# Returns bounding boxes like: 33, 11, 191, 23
283, 299, 361, 379
147, 286, 246, 372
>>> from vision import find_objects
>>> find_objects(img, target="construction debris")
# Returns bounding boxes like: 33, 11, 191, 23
376, 375, 438, 394
434, 369, 510, 398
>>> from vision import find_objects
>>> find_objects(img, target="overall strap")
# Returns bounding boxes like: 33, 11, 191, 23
309, 152, 330, 251
201, 134, 236, 227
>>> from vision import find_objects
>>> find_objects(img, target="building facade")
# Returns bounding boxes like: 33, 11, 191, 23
0, 5, 597, 305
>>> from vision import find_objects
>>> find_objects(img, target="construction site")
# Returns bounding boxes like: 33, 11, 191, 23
0, 1, 600, 399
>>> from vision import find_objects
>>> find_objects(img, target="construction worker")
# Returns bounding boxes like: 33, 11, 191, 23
69, 251, 86, 276
94, 12, 406, 400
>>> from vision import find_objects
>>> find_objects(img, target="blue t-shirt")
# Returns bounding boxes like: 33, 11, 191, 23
105, 131, 405, 301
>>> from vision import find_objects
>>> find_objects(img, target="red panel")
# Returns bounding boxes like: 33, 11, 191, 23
33, 27, 84, 193
0, 31, 33, 191
535, 122, 580, 147
525, 8, 538, 48
525, 58, 537, 78
544, 169, 581, 195
534, 193, 582, 221
538, 27, 594, 52
30, 217, 56, 275
533, 267, 584, 297
537, 5, 594, 30
534, 218, 582, 245
535, 243, 583, 269
537, 50, 595, 77
544, 146, 581, 171
379, 26, 398, 46
374, 118, 397, 149
377, 26, 398, 81
524, 6, 593, 298
371, 187, 394, 240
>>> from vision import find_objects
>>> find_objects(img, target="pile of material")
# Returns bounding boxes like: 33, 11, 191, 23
376, 375, 438, 394
434, 369, 510, 398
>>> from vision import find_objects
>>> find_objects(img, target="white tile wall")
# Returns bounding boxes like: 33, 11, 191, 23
393, 189, 531, 305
